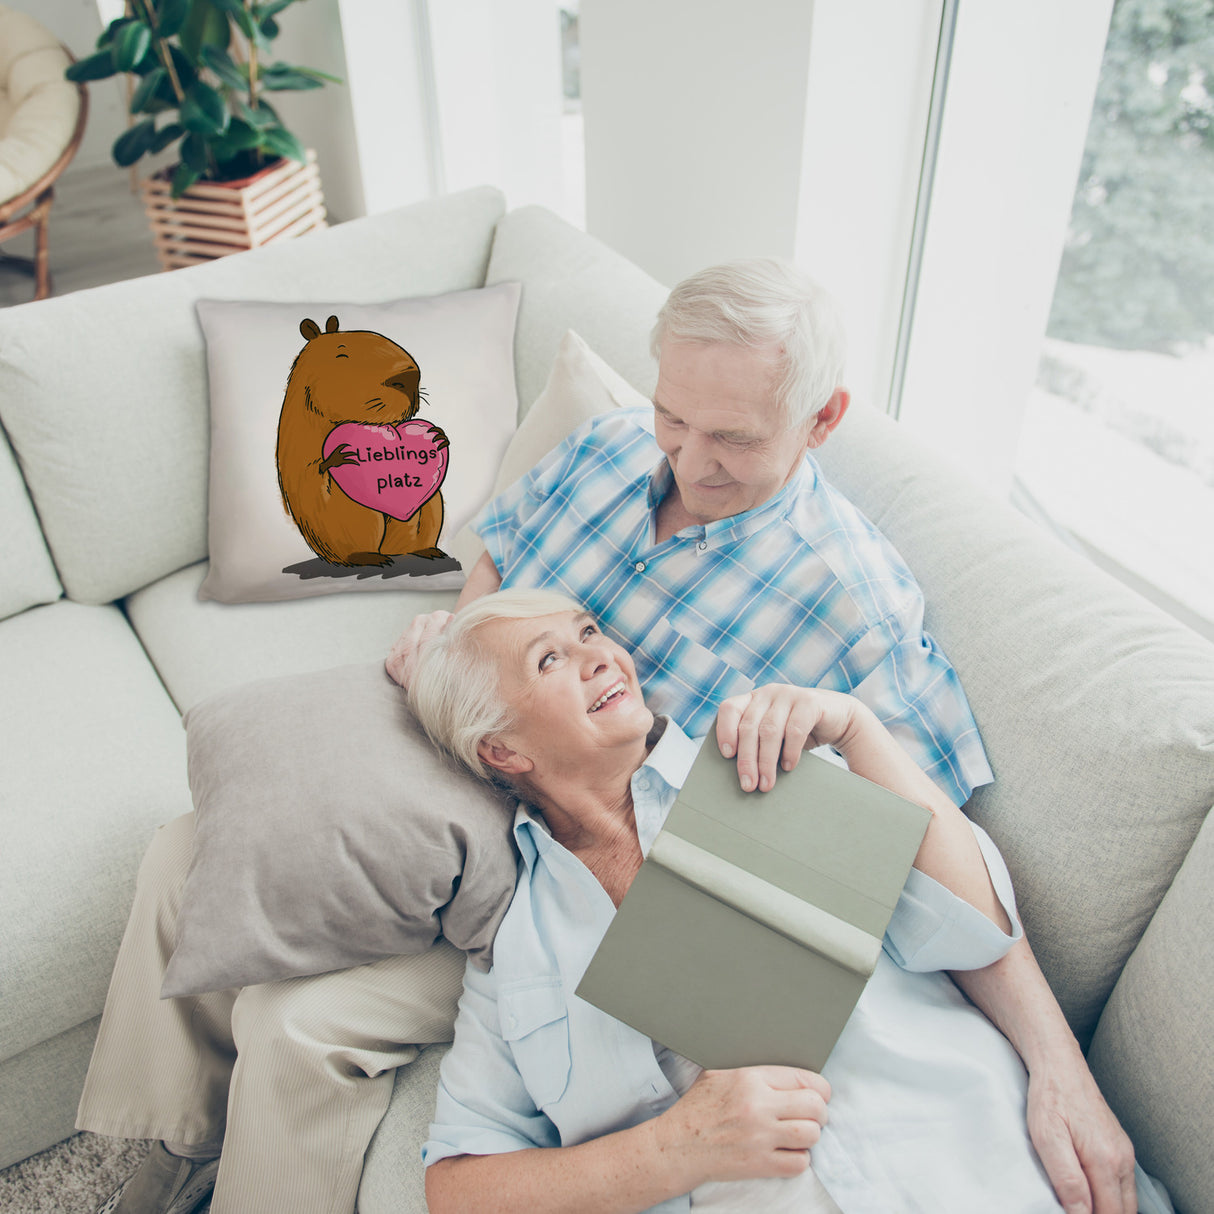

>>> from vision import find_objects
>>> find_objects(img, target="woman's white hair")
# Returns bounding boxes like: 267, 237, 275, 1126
407, 588, 586, 782
650, 258, 847, 429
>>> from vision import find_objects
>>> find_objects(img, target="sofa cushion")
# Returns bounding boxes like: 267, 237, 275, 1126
195, 283, 519, 603
1088, 804, 1214, 1214
485, 205, 668, 415
0, 186, 506, 606
162, 663, 518, 997
813, 402, 1214, 1046
0, 422, 60, 620
0, 600, 191, 1063
450, 329, 641, 570
125, 560, 457, 713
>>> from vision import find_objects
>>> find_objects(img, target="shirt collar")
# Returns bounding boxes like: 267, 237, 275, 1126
645, 455, 818, 547
512, 716, 703, 869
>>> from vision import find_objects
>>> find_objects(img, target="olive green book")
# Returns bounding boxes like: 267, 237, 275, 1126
575, 743, 932, 1071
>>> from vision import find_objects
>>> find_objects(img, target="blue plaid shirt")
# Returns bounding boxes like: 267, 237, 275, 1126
474, 407, 992, 806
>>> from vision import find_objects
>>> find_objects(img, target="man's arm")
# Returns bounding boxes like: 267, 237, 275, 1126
457, 549, 503, 607
386, 551, 502, 687
950, 941, 1137, 1214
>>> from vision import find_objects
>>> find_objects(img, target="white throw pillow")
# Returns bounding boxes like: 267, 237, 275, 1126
449, 328, 651, 570
196, 284, 521, 602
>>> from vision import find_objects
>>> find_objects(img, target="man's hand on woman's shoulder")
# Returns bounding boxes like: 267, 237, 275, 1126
386, 610, 454, 689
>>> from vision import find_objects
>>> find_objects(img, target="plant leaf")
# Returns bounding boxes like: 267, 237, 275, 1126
129, 66, 166, 113
150, 121, 185, 153
223, 118, 263, 150
234, 97, 279, 129
180, 131, 210, 172
200, 44, 249, 90
259, 15, 279, 40
112, 20, 152, 72
112, 119, 157, 167
96, 17, 132, 50
180, 0, 231, 63
155, 0, 191, 40
171, 162, 201, 197
260, 63, 323, 91
181, 81, 230, 135
255, 0, 297, 19
66, 50, 119, 83
167, 44, 198, 92
260, 125, 305, 163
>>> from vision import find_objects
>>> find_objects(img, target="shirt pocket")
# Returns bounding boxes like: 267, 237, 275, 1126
499, 978, 572, 1110
637, 615, 754, 720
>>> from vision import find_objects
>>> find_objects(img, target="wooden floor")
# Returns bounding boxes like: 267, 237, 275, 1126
0, 162, 162, 308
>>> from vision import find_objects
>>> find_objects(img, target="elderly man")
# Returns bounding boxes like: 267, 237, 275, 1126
389, 260, 1136, 1214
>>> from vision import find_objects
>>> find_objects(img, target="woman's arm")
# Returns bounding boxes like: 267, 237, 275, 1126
427, 1065, 830, 1214
715, 684, 1136, 1214
714, 684, 1010, 931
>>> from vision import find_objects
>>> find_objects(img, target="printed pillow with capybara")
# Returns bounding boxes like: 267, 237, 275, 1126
195, 284, 521, 603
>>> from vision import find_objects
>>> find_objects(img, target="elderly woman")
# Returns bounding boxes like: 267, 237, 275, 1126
407, 588, 1100, 1214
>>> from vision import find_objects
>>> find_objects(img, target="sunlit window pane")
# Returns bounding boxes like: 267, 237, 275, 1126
1015, 0, 1214, 636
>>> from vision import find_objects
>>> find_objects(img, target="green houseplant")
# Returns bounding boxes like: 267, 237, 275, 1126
66, 0, 338, 197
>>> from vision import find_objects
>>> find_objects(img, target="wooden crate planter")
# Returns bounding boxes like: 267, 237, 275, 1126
140, 150, 327, 271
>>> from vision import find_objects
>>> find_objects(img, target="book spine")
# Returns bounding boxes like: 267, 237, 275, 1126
648, 832, 882, 977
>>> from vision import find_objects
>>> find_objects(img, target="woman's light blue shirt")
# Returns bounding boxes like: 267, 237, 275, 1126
423, 721, 1066, 1212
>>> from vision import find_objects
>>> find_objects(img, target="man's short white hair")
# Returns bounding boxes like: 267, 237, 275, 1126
650, 258, 847, 429
408, 588, 586, 782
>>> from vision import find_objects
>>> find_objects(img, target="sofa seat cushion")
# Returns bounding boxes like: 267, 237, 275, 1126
814, 402, 1214, 1046
124, 561, 458, 714
0, 186, 507, 606
0, 600, 191, 1063
0, 422, 60, 621
359, 1043, 448, 1214
486, 205, 668, 415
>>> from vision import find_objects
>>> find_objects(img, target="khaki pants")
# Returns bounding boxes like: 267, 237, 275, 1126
76, 814, 466, 1214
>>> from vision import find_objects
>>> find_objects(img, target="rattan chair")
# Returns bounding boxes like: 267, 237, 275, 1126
0, 6, 87, 302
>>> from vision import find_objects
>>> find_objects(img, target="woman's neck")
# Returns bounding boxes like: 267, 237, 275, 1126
526, 742, 651, 906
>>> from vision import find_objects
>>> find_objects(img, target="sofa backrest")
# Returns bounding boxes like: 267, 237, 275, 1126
815, 400, 1213, 1208
0, 186, 507, 606
485, 204, 668, 416
0, 421, 61, 620
816, 402, 1214, 1038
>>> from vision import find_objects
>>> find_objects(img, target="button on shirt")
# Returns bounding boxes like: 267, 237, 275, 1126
473, 407, 992, 807
423, 721, 1065, 1213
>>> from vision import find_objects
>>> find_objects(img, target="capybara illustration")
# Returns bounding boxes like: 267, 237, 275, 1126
276, 316, 449, 566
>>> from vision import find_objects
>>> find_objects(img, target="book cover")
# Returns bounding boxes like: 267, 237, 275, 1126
575, 742, 932, 1071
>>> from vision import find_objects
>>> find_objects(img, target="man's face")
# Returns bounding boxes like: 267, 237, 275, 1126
652, 340, 816, 524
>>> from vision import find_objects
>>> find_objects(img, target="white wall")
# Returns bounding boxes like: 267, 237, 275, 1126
795, 0, 941, 413
428, 0, 565, 213
579, 0, 818, 288
332, 0, 435, 217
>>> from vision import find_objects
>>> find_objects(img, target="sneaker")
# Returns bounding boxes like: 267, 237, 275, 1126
96, 1142, 220, 1214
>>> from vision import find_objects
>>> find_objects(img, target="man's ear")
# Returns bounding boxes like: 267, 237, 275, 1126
806, 388, 850, 450
477, 738, 533, 777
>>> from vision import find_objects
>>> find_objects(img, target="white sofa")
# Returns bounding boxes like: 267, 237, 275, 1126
0, 186, 1210, 1214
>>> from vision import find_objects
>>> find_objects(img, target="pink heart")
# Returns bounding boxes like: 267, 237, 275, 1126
322, 419, 449, 523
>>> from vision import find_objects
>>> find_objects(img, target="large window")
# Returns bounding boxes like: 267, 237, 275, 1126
1014, 0, 1214, 636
